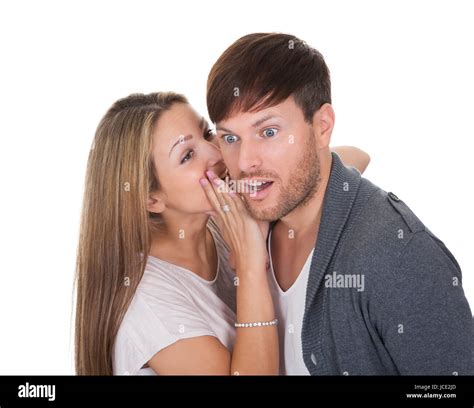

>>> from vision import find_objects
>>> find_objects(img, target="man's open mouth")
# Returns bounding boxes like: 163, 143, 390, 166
250, 181, 273, 192
242, 179, 274, 195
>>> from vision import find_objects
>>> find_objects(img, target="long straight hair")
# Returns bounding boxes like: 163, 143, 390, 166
75, 92, 187, 375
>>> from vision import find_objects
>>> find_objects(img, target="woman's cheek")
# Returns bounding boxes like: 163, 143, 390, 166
179, 166, 202, 194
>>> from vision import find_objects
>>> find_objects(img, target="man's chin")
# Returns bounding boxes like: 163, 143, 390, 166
244, 201, 282, 222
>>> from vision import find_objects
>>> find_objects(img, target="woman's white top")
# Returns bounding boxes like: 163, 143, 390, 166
112, 217, 237, 375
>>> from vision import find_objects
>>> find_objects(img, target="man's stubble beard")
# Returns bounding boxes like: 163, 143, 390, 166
244, 132, 322, 222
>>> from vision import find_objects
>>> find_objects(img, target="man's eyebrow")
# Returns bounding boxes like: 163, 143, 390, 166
251, 115, 279, 128
216, 125, 234, 133
216, 115, 279, 134
169, 134, 193, 157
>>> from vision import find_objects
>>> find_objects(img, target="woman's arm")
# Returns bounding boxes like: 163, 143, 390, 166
331, 146, 370, 174
147, 172, 278, 375
146, 335, 232, 375
201, 171, 278, 375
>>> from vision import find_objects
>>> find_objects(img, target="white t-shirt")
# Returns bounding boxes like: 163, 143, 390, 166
112, 217, 237, 375
267, 230, 313, 375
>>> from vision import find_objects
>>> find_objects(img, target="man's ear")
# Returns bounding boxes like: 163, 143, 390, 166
312, 103, 335, 150
147, 191, 166, 214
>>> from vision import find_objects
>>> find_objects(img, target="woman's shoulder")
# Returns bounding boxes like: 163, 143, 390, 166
119, 259, 197, 327
141, 255, 191, 288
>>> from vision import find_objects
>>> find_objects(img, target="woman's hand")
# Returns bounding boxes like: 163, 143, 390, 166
200, 170, 268, 275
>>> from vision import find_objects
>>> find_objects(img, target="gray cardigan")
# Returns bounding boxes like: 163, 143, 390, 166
300, 153, 473, 375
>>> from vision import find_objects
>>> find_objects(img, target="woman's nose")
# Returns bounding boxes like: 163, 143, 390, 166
201, 139, 225, 173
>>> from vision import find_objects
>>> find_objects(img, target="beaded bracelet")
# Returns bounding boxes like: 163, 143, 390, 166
234, 318, 278, 328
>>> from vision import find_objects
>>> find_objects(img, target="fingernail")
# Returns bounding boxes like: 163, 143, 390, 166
206, 170, 216, 179
200, 178, 209, 186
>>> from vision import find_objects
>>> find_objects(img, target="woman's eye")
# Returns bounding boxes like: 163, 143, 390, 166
180, 150, 194, 164
204, 128, 216, 140
223, 134, 238, 144
263, 128, 278, 138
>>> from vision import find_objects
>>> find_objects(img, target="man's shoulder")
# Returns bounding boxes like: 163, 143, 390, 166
357, 178, 425, 234
341, 177, 460, 277
337, 179, 429, 271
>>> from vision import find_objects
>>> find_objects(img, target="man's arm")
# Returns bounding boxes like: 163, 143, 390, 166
375, 231, 473, 375
331, 146, 370, 174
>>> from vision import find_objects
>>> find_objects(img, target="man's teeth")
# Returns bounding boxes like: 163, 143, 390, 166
248, 181, 270, 186
246, 181, 272, 192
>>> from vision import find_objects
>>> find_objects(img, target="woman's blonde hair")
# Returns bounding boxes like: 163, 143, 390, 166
75, 92, 187, 375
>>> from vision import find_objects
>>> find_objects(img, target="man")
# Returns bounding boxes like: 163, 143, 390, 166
206, 33, 473, 375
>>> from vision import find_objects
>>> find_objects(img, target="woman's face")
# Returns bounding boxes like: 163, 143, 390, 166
151, 103, 226, 215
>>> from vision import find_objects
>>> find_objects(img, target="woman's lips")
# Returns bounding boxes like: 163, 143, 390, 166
219, 169, 229, 180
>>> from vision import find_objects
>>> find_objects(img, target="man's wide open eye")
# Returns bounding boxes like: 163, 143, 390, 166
223, 134, 238, 144
262, 128, 278, 138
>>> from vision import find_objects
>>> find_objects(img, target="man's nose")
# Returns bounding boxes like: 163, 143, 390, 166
238, 140, 262, 174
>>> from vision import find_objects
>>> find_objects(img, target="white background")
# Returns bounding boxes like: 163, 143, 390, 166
0, 0, 472, 374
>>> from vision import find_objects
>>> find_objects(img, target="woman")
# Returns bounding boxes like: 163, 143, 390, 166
74, 92, 369, 375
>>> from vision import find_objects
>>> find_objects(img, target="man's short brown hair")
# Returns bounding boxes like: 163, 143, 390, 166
207, 33, 331, 124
